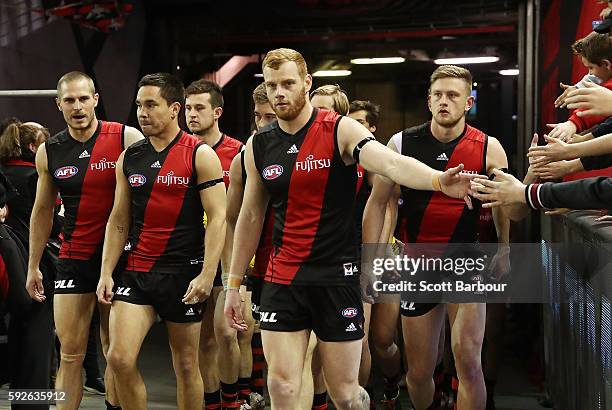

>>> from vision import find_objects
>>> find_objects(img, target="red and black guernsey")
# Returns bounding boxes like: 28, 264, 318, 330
46, 121, 125, 259
252, 207, 275, 279
212, 134, 243, 188
393, 121, 487, 243
252, 108, 359, 286
123, 131, 204, 273
353, 165, 370, 250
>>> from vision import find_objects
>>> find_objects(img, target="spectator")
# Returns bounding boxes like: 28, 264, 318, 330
548, 32, 612, 141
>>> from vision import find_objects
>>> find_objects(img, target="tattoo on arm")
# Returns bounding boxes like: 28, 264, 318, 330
116, 225, 125, 234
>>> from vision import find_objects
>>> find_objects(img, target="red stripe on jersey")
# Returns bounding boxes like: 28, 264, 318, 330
253, 207, 274, 278
213, 134, 243, 188
415, 126, 486, 243
267, 110, 335, 284
0, 255, 8, 303
60, 121, 123, 258
127, 132, 197, 272
4, 159, 35, 167
356, 165, 365, 193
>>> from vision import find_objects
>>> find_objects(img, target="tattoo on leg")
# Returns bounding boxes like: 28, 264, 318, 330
358, 386, 370, 409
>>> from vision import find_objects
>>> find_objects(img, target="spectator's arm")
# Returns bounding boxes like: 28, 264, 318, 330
526, 177, 612, 210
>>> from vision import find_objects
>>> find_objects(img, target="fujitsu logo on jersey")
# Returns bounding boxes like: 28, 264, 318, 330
295, 155, 331, 173
157, 170, 190, 187
90, 157, 116, 171
262, 164, 283, 180
129, 174, 147, 187
54, 166, 78, 179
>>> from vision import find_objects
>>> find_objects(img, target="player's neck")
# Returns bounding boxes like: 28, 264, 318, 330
197, 127, 223, 147
67, 118, 99, 142
149, 123, 181, 152
278, 103, 314, 135
430, 118, 465, 143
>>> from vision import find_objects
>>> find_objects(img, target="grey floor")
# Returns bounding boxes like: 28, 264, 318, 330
0, 322, 550, 409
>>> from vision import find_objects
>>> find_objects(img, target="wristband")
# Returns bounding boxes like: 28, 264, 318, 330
227, 276, 242, 290
432, 173, 442, 191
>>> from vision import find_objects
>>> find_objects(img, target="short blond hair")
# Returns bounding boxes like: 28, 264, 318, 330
430, 65, 472, 94
56, 71, 95, 98
262, 48, 308, 79
310, 84, 350, 115
252, 83, 269, 104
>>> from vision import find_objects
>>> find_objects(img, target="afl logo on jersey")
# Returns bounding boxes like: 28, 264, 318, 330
342, 307, 358, 318
54, 166, 78, 179
262, 164, 283, 180
129, 174, 147, 187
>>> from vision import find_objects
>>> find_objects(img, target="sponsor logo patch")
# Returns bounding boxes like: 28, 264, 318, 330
54, 279, 76, 289
342, 307, 358, 318
345, 323, 357, 332
129, 174, 147, 187
262, 164, 283, 180
343, 263, 358, 276
259, 311, 278, 323
54, 166, 78, 179
115, 287, 131, 296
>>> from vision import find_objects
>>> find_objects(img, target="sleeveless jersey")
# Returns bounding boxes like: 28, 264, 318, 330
123, 131, 204, 273
392, 121, 487, 243
212, 134, 243, 188
252, 108, 359, 285
46, 121, 124, 259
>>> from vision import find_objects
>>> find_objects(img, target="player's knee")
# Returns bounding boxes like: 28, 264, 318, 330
216, 329, 238, 351
173, 353, 199, 380
452, 337, 483, 382
406, 362, 432, 387
267, 373, 299, 399
107, 348, 136, 375
199, 332, 217, 356
328, 383, 359, 410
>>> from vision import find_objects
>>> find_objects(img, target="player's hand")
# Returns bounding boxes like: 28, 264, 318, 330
0, 205, 8, 223
470, 169, 526, 207
182, 273, 212, 305
532, 160, 573, 180
544, 208, 571, 216
568, 133, 592, 144
565, 81, 612, 117
488, 246, 510, 281
546, 122, 577, 142
25, 267, 45, 302
554, 83, 577, 108
96, 275, 114, 304
527, 135, 575, 166
438, 164, 484, 209
224, 289, 247, 331
360, 270, 378, 305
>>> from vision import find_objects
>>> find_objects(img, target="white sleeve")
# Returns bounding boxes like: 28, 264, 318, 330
390, 131, 403, 153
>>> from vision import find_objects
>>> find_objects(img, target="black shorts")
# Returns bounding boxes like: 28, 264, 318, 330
113, 266, 204, 323
54, 252, 102, 294
247, 276, 264, 322
259, 282, 365, 342
400, 299, 439, 317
